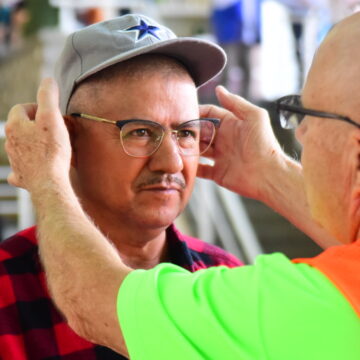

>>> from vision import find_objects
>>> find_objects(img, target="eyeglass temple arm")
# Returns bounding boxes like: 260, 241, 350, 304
278, 104, 360, 127
277, 104, 339, 119
71, 113, 117, 125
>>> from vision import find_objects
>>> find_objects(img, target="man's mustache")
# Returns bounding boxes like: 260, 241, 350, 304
136, 174, 186, 190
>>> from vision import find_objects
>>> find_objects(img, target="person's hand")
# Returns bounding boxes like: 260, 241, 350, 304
198, 86, 287, 200
5, 78, 72, 193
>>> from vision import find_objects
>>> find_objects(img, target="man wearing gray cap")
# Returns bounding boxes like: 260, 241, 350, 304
0, 14, 243, 360
3, 12, 337, 360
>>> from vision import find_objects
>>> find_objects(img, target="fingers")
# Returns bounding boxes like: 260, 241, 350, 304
36, 78, 62, 124
7, 172, 23, 189
199, 103, 229, 119
5, 139, 17, 185
7, 103, 36, 125
199, 86, 260, 122
37, 78, 59, 111
22, 103, 38, 120
5, 78, 70, 193
5, 143, 24, 189
215, 86, 259, 118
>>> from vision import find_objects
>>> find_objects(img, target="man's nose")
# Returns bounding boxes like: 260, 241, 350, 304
148, 133, 184, 173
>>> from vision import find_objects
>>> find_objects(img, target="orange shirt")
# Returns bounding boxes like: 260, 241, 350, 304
293, 241, 360, 316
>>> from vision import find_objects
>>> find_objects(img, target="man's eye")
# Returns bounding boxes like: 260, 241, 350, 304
178, 129, 197, 138
130, 128, 151, 137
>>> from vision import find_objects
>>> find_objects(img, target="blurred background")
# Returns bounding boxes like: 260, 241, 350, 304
0, 0, 358, 263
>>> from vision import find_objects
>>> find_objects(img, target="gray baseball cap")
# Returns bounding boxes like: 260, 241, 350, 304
55, 13, 226, 114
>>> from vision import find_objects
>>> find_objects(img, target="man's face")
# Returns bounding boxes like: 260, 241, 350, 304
296, 69, 358, 243
295, 16, 360, 243
70, 71, 199, 232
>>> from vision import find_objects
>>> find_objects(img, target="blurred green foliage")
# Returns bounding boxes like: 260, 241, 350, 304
24, 0, 58, 36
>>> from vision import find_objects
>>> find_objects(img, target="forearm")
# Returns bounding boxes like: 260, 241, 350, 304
5, 79, 130, 354
260, 153, 338, 248
32, 179, 131, 354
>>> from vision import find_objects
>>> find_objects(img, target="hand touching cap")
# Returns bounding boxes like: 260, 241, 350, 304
5, 78, 72, 192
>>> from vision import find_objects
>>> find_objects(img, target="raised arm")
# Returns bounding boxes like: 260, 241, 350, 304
5, 78, 130, 356
198, 86, 338, 249
5, 79, 338, 358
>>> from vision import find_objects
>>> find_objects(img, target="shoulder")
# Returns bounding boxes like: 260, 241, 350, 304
0, 226, 39, 265
0, 226, 46, 314
120, 254, 360, 360
170, 225, 243, 268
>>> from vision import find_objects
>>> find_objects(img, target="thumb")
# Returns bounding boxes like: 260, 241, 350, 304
36, 78, 62, 124
215, 85, 257, 119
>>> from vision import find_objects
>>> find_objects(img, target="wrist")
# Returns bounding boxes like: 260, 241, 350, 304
30, 174, 75, 211
259, 151, 302, 208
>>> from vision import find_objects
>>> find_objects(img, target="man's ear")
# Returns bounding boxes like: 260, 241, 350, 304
63, 115, 78, 168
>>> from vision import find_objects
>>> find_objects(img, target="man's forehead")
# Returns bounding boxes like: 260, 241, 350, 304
72, 74, 199, 123
71, 63, 197, 109
82, 54, 192, 85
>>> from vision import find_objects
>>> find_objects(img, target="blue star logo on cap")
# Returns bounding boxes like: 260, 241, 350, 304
123, 19, 161, 41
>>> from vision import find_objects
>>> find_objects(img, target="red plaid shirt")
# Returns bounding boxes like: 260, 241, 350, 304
0, 225, 242, 359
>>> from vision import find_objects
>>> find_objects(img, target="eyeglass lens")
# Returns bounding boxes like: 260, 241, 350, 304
278, 96, 305, 129
120, 119, 216, 157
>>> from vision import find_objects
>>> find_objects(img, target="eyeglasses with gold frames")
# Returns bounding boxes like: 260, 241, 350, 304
71, 113, 220, 158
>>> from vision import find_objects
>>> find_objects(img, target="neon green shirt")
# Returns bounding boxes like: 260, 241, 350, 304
117, 253, 360, 360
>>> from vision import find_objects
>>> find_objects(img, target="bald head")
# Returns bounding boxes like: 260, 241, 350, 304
303, 12, 360, 120
298, 13, 360, 244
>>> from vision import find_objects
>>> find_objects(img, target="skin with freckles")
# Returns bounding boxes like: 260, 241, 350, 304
297, 14, 360, 243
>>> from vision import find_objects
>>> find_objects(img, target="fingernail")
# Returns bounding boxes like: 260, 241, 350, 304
217, 85, 229, 94
42, 78, 55, 88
